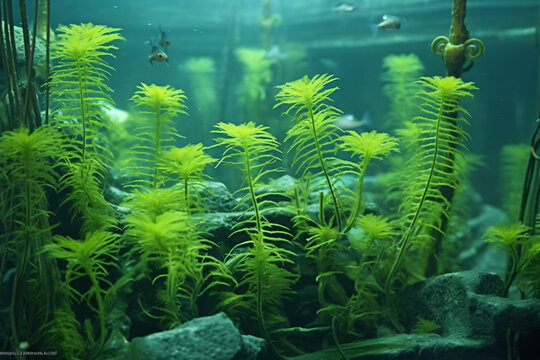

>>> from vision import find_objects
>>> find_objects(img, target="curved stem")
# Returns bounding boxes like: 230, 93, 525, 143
384, 95, 446, 328
344, 157, 370, 233
503, 246, 519, 297
85, 265, 107, 356
308, 106, 342, 230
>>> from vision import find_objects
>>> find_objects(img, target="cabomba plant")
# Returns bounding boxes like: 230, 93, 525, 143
158, 143, 216, 214
124, 84, 230, 328
384, 76, 477, 330
275, 74, 344, 230
339, 130, 399, 232
50, 23, 124, 233
45, 231, 120, 358
0, 126, 60, 352
213, 122, 298, 359
129, 83, 187, 190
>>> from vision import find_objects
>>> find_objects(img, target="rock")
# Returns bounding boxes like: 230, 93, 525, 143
401, 271, 504, 337
196, 181, 243, 213
398, 271, 540, 358
124, 312, 264, 360
1, 25, 47, 80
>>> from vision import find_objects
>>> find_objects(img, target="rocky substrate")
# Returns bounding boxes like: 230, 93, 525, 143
100, 177, 540, 359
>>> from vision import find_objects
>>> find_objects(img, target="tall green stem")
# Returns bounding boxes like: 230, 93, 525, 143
344, 157, 370, 233
85, 265, 107, 354
154, 109, 161, 190
308, 107, 342, 230
184, 178, 190, 214
244, 145, 282, 359
384, 95, 445, 331
77, 61, 87, 161
244, 146, 262, 233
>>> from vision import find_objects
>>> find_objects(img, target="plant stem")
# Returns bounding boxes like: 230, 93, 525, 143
184, 178, 190, 215
384, 96, 445, 331
154, 109, 161, 190
308, 106, 342, 230
77, 61, 87, 161
85, 265, 107, 356
244, 146, 261, 233
344, 157, 370, 233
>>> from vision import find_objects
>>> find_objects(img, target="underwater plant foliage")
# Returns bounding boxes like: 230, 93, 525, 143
381, 53, 425, 130
483, 222, 540, 297
213, 122, 299, 357
500, 144, 529, 221
384, 76, 477, 324
124, 83, 233, 329
158, 143, 216, 214
129, 83, 187, 190
0, 16, 503, 357
0, 126, 61, 351
236, 47, 275, 121
50, 23, 124, 234
183, 57, 218, 134
275, 74, 345, 230
44, 230, 120, 356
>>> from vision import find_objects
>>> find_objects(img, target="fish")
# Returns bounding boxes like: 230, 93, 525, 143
332, 2, 357, 13
370, 15, 402, 37
265, 45, 287, 61
159, 25, 170, 50
149, 41, 168, 65
333, 112, 372, 130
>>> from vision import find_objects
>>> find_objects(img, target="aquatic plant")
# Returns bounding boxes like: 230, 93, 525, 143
340, 130, 399, 232
213, 122, 298, 358
384, 76, 477, 329
483, 222, 539, 297
158, 143, 216, 214
45, 230, 120, 358
236, 47, 274, 120
183, 57, 217, 133
130, 83, 187, 190
275, 73, 344, 230
381, 53, 424, 129
500, 144, 529, 221
0, 126, 61, 350
50, 23, 124, 233
339, 214, 397, 336
124, 209, 230, 327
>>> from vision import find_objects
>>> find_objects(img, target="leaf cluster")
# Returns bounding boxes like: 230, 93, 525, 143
129, 83, 187, 189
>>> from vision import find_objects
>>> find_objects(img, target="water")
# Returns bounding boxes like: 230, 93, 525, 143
40, 0, 538, 205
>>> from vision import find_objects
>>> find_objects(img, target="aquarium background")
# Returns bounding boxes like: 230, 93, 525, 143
30, 0, 538, 206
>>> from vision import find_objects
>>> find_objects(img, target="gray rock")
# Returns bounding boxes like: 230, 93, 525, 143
399, 271, 540, 357
125, 312, 263, 360
196, 181, 243, 212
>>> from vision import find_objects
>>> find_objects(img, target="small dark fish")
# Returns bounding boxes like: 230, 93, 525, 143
333, 2, 356, 13
370, 15, 402, 37
159, 26, 170, 50
149, 43, 168, 65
